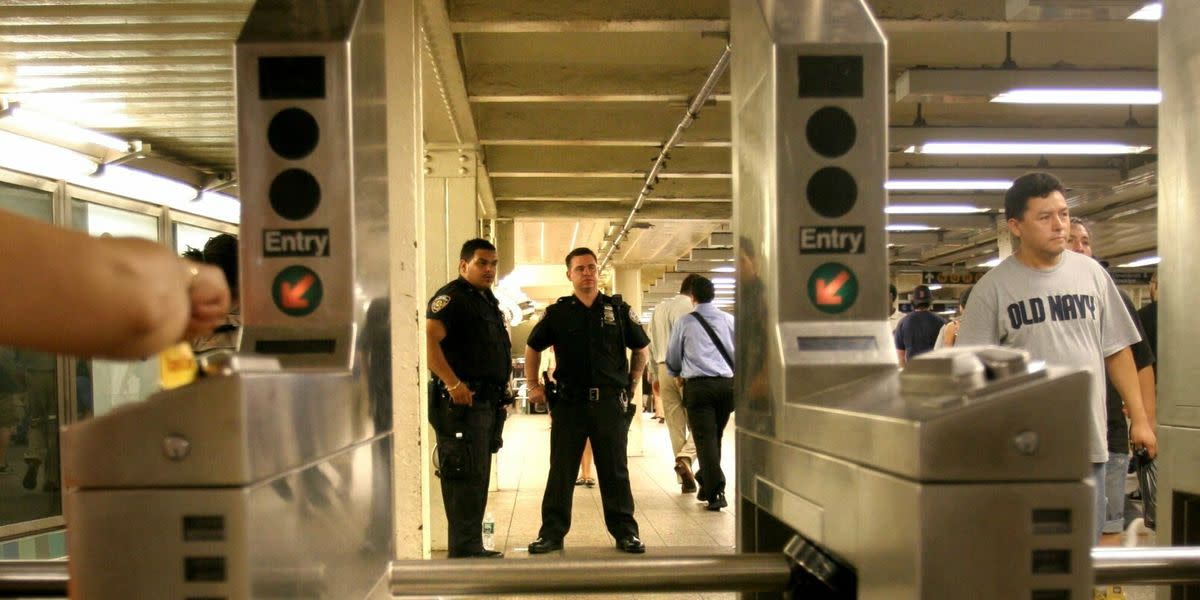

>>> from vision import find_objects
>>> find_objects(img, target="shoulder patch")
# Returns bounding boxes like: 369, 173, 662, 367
431, 295, 452, 313
628, 306, 640, 324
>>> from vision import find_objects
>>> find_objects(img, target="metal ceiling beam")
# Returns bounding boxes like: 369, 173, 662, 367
1006, 0, 1145, 21
675, 260, 734, 273
497, 201, 731, 221
489, 171, 730, 179
476, 108, 730, 145
482, 139, 732, 148
497, 196, 731, 203
483, 125, 1155, 151
485, 145, 731, 174
466, 64, 730, 103
895, 68, 1158, 104
450, 20, 729, 33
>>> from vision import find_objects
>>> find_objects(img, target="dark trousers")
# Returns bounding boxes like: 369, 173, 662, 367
684, 377, 735, 498
539, 390, 638, 541
436, 398, 497, 556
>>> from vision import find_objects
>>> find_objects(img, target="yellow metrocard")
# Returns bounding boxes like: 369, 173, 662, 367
159, 342, 198, 390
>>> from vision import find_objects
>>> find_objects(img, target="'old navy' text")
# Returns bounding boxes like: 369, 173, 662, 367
1006, 294, 1096, 329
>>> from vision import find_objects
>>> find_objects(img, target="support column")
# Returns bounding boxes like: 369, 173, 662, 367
614, 267, 645, 457
424, 148, 480, 290
421, 147, 484, 553
995, 215, 1013, 259
384, 0, 428, 560
496, 220, 516, 281
1154, 0, 1200, 562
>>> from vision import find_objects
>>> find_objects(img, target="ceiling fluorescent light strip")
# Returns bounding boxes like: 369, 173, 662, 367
905, 142, 1152, 155
886, 224, 939, 232
1128, 2, 1162, 21
991, 89, 1161, 105
1117, 256, 1161, 268
886, 205, 989, 214
886, 179, 1013, 191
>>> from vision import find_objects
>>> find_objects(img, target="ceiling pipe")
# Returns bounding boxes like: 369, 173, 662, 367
598, 44, 732, 272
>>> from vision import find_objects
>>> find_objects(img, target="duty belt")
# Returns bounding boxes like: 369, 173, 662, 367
560, 384, 624, 402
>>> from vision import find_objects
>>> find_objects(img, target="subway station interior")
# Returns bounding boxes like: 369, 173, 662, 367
0, 0, 1196, 598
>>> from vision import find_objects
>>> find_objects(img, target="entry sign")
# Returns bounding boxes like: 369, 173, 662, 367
272, 265, 324, 317
807, 262, 859, 314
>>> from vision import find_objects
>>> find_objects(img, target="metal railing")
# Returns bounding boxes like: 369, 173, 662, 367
8, 547, 1200, 597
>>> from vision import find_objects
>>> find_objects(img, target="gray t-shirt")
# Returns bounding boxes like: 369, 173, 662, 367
956, 251, 1141, 463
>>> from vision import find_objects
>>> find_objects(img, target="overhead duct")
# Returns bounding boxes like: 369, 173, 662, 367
598, 44, 732, 271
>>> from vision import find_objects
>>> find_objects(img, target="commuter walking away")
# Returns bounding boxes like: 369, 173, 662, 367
648, 274, 701, 494
894, 285, 946, 366
664, 276, 735, 511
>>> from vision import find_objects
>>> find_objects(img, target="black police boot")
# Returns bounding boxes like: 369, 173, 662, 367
706, 492, 728, 512
616, 535, 646, 554
528, 537, 563, 554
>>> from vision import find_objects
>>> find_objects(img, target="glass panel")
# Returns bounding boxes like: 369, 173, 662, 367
175, 222, 223, 256
71, 200, 161, 420
0, 183, 62, 528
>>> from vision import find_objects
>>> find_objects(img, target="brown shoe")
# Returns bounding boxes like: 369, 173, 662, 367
675, 458, 697, 494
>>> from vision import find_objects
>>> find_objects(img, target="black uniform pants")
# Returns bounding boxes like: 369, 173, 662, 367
684, 377, 735, 498
539, 389, 638, 541
436, 396, 497, 556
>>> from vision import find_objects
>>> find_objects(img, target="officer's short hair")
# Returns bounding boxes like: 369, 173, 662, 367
1005, 172, 1066, 222
460, 238, 496, 262
564, 247, 597, 268
680, 273, 702, 294
692, 276, 715, 304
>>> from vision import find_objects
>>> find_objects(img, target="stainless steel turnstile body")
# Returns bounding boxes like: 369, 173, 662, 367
730, 1, 1095, 597
63, 0, 394, 597
64, 371, 393, 599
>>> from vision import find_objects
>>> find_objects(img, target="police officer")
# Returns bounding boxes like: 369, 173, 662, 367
426, 238, 511, 559
524, 247, 651, 554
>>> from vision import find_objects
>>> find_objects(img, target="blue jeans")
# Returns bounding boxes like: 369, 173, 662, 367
1092, 462, 1107, 542
1103, 452, 1130, 534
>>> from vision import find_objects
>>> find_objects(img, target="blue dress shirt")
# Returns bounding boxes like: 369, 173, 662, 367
664, 302, 735, 379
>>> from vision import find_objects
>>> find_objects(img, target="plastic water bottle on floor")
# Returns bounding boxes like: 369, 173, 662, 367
482, 511, 495, 551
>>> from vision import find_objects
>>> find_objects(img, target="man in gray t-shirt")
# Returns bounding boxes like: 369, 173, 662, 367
957, 172, 1157, 540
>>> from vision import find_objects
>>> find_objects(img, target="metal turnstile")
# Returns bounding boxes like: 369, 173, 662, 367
62, 0, 394, 598
730, 1, 1094, 598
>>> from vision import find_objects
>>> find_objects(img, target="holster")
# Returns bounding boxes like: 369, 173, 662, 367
490, 404, 507, 453
427, 379, 460, 436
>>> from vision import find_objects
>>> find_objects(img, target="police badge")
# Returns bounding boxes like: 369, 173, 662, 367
431, 295, 451, 313
603, 304, 616, 325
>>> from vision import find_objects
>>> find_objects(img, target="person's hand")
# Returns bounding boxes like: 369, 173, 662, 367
652, 380, 660, 396
674, 377, 684, 390
184, 262, 231, 339
448, 383, 474, 406
528, 384, 546, 405
1131, 421, 1158, 459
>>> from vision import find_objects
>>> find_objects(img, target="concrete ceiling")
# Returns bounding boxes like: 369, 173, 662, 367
0, 0, 1161, 292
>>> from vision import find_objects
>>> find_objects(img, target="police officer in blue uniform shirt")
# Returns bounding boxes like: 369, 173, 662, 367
524, 247, 651, 554
426, 238, 511, 559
